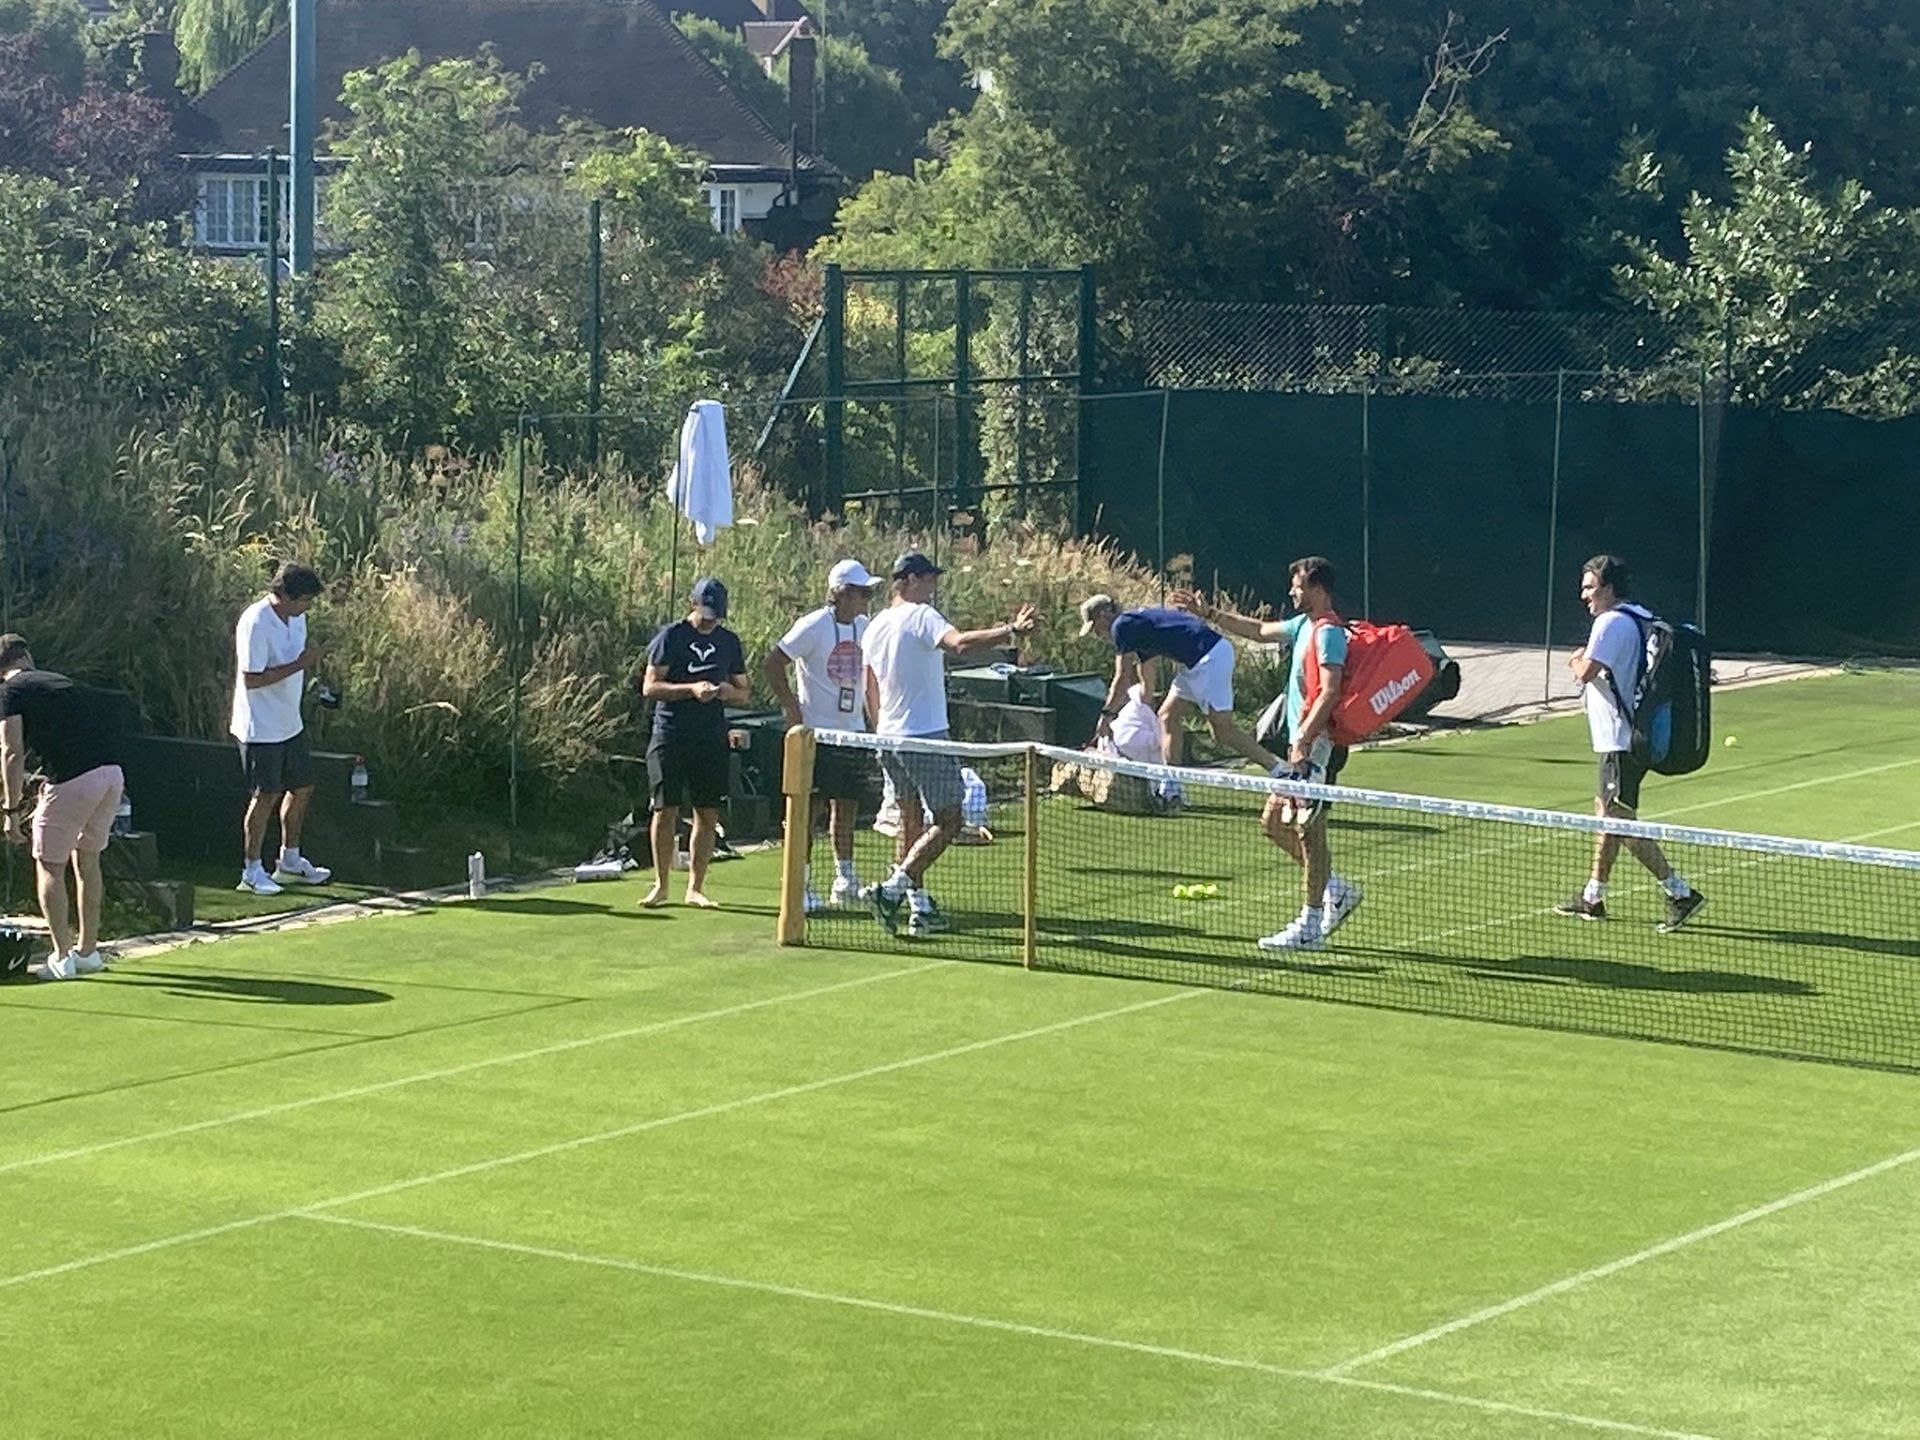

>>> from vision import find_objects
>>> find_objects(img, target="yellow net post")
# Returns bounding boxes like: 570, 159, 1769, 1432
1023, 744, 1039, 969
777, 725, 817, 947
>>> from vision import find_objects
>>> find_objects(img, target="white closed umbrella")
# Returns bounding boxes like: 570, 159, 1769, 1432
669, 400, 733, 544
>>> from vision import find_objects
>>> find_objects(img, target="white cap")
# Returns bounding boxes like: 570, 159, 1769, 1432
828, 559, 877, 590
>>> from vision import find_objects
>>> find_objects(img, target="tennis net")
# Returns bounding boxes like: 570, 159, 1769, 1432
776, 728, 1920, 1073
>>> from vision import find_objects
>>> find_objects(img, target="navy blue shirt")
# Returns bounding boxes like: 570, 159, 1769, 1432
646, 621, 745, 744
1109, 608, 1221, 669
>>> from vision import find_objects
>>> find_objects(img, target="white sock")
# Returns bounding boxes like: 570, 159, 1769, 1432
1296, 904, 1322, 932
1325, 874, 1351, 902
836, 859, 858, 881
1583, 880, 1607, 903
909, 889, 934, 913
280, 846, 300, 865
245, 859, 267, 878
1662, 875, 1691, 899
883, 867, 911, 896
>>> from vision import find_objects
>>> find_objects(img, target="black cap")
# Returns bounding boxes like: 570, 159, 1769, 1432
690, 576, 729, 619
892, 550, 944, 580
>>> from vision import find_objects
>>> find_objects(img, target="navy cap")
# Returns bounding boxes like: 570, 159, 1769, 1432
892, 550, 944, 580
690, 576, 729, 619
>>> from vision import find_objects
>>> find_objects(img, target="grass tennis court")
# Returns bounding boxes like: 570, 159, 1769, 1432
6, 670, 1920, 1437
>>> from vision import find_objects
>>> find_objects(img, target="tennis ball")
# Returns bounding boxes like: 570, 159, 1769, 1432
1202, 884, 1220, 898
1171, 884, 1190, 900
1724, 735, 1739, 747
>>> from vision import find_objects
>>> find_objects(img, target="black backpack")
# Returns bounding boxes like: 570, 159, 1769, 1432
1, 924, 34, 983
1606, 608, 1713, 776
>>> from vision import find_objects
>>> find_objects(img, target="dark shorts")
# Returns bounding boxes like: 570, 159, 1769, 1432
239, 730, 314, 796
649, 736, 729, 812
814, 743, 871, 802
1598, 751, 1647, 811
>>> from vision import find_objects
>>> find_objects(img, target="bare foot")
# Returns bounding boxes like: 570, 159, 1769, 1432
640, 885, 668, 909
684, 890, 721, 910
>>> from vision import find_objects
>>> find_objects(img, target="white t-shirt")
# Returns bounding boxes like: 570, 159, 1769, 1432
230, 597, 307, 743
1580, 603, 1651, 753
864, 601, 954, 737
777, 607, 870, 732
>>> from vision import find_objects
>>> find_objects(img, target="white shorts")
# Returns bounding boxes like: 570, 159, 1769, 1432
1166, 640, 1236, 715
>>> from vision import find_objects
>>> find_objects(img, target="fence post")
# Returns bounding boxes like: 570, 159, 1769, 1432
824, 263, 846, 509
953, 269, 973, 509
587, 198, 603, 463
509, 418, 529, 862
263, 148, 281, 424
1360, 379, 1372, 620
777, 726, 818, 946
1016, 267, 1032, 516
1543, 369, 1565, 703
1156, 388, 1171, 602
893, 275, 907, 496
1075, 264, 1098, 534
1023, 745, 1039, 970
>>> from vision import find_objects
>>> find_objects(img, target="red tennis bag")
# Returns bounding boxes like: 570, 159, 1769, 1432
1303, 617, 1437, 746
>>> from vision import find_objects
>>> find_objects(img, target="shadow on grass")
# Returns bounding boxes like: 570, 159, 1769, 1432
1689, 926, 1920, 962
1342, 946, 1817, 996
109, 970, 393, 1006
462, 897, 660, 920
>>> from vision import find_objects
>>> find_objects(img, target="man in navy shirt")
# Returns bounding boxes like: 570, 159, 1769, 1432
640, 578, 749, 909
1079, 597, 1284, 774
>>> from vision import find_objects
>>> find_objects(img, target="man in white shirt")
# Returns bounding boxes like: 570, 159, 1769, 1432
765, 558, 877, 913
1556, 554, 1705, 931
230, 563, 333, 896
862, 551, 1038, 939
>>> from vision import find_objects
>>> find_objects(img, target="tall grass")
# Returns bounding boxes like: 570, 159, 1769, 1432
3, 402, 1178, 810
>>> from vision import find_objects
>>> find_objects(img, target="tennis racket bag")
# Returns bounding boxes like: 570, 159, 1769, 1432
1304, 618, 1437, 746
1617, 614, 1712, 776
2, 923, 34, 983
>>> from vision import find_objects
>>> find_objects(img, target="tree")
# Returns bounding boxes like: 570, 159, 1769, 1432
0, 0, 85, 89
825, 0, 1503, 303
319, 52, 520, 450
827, 0, 970, 138
1617, 112, 1920, 415
172, 0, 276, 94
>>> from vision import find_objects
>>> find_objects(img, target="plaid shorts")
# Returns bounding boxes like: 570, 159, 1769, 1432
878, 732, 965, 816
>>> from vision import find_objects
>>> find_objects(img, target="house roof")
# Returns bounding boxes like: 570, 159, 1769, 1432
665, 0, 810, 28
185, 0, 823, 175
741, 17, 813, 62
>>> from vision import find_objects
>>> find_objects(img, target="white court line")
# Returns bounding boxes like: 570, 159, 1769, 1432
1657, 754, 1920, 820
0, 962, 948, 1178
301, 1215, 1717, 1440
0, 988, 1205, 1292
1321, 1140, 1920, 1378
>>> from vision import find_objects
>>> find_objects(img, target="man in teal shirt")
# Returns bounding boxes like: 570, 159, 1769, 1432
1176, 555, 1362, 951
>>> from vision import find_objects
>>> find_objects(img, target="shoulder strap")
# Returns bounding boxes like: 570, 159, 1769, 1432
1598, 605, 1648, 719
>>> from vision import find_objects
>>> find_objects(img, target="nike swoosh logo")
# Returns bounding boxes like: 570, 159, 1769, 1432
688, 665, 717, 674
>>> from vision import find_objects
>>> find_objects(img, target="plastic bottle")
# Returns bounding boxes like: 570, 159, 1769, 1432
467, 851, 486, 899
112, 793, 133, 836
350, 756, 369, 803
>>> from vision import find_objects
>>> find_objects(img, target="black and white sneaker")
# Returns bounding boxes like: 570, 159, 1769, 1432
1554, 894, 1608, 921
864, 884, 906, 936
1656, 889, 1708, 934
905, 899, 950, 938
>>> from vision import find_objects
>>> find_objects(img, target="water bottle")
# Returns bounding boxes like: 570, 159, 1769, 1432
350, 756, 369, 803
467, 851, 486, 899
112, 793, 133, 836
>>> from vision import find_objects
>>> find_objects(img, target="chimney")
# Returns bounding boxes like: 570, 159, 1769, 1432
141, 30, 181, 100
786, 31, 817, 157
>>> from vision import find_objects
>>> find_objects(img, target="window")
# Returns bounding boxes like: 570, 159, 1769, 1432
198, 175, 265, 248
709, 186, 740, 235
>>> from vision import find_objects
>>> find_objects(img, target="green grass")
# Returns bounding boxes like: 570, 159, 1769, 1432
4, 671, 1919, 1437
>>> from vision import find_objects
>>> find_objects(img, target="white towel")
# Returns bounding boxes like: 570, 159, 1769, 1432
669, 399, 733, 544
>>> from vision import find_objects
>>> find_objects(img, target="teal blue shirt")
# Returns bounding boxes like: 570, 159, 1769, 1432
1278, 615, 1349, 738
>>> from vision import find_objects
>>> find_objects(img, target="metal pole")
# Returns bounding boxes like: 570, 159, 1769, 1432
263, 148, 281, 423
1543, 369, 1565, 703
1016, 268, 1032, 516
824, 264, 845, 510
509, 420, 528, 857
953, 270, 972, 508
587, 198, 603, 463
1155, 388, 1170, 603
1360, 380, 1372, 620
1074, 264, 1097, 535
288, 0, 316, 276
893, 276, 907, 495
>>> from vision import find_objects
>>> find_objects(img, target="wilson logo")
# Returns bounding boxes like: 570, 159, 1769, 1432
1368, 668, 1423, 716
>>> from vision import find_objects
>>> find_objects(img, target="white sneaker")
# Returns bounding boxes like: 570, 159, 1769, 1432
1257, 911, 1325, 952
236, 869, 284, 896
69, 950, 106, 975
43, 951, 76, 981
804, 886, 826, 916
829, 875, 862, 908
272, 856, 333, 885
1322, 882, 1364, 935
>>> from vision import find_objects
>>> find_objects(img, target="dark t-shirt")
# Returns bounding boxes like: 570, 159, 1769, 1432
646, 621, 745, 745
1109, 608, 1221, 669
0, 670, 120, 783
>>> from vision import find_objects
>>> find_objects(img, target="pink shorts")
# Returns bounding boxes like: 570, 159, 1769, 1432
31, 764, 125, 866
